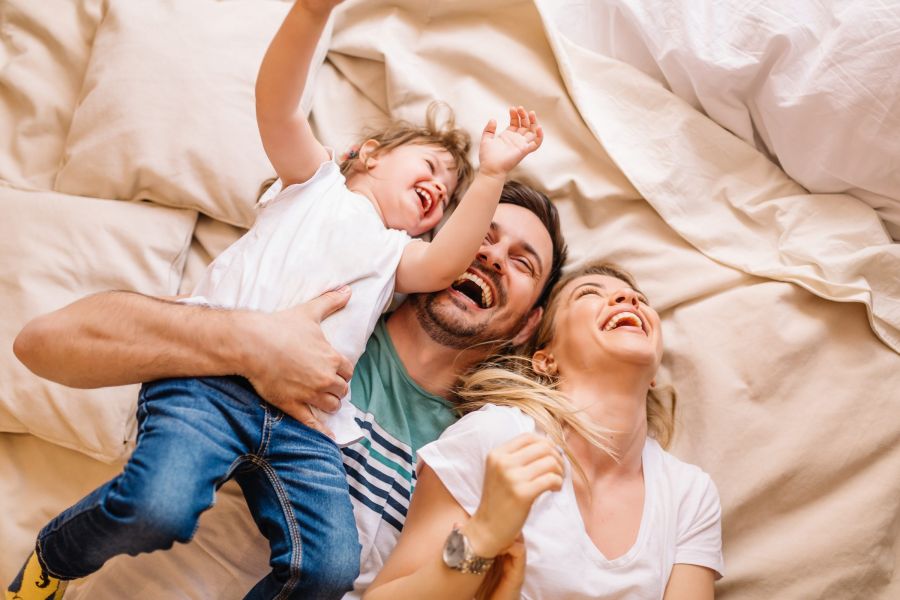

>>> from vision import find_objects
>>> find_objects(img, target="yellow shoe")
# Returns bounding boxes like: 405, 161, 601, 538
5, 552, 68, 600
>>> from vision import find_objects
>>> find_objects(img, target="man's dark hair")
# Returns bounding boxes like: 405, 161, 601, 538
498, 181, 568, 309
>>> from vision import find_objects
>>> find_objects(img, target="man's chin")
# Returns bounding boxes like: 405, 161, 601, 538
410, 292, 493, 350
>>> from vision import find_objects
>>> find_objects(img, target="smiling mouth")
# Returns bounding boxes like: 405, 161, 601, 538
451, 271, 494, 309
415, 187, 433, 214
602, 311, 644, 333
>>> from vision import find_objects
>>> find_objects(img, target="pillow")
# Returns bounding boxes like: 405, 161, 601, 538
0, 0, 105, 189
0, 188, 197, 462
54, 0, 331, 228
538, 0, 900, 239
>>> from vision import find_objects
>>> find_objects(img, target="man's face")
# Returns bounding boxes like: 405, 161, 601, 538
409, 203, 554, 350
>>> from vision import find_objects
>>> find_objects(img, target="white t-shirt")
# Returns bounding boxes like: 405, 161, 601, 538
418, 404, 724, 599
186, 155, 412, 445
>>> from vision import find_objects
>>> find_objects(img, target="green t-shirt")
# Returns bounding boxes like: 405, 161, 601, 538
341, 318, 459, 596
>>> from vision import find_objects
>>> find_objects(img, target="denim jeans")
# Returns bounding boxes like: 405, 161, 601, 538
35, 376, 360, 600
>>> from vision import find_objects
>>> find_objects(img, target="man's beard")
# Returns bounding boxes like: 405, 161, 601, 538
410, 291, 519, 352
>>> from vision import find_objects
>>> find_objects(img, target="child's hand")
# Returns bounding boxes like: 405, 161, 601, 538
478, 106, 544, 180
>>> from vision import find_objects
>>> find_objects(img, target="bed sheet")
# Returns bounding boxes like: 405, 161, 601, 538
1, 1, 899, 598
539, 0, 900, 240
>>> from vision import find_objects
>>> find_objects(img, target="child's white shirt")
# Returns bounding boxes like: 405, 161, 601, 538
417, 404, 725, 599
186, 154, 412, 445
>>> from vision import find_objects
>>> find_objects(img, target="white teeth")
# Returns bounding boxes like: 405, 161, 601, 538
453, 271, 494, 308
416, 188, 432, 213
602, 311, 643, 332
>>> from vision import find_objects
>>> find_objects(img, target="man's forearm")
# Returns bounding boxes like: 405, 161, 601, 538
13, 291, 250, 388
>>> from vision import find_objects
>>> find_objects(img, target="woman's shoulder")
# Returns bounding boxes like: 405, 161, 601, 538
646, 439, 721, 509
431, 404, 536, 455
451, 403, 536, 436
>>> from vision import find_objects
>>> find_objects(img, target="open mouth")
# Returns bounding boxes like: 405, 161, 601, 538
415, 187, 434, 214
601, 311, 645, 333
451, 271, 494, 309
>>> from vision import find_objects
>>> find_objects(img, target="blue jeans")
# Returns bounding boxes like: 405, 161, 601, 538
35, 376, 360, 600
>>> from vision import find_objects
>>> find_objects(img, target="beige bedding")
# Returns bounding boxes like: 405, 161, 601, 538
1, 0, 898, 598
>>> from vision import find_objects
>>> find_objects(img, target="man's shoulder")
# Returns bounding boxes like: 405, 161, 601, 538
350, 320, 458, 453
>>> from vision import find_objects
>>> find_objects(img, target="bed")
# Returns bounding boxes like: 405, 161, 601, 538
1, 1, 898, 598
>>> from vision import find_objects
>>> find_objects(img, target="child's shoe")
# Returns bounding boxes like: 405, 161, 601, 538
5, 551, 68, 600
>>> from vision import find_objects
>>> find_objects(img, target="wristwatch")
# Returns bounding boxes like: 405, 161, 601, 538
442, 526, 495, 575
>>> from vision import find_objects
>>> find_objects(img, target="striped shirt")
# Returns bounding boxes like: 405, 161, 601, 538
342, 319, 459, 598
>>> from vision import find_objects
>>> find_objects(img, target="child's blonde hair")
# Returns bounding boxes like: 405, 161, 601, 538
339, 102, 474, 210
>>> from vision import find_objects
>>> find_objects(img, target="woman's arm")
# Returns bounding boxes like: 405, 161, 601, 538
13, 289, 353, 424
365, 433, 564, 600
394, 108, 543, 294
663, 564, 716, 600
255, 0, 339, 185
365, 465, 488, 600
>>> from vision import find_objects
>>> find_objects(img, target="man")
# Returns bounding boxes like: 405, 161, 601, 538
13, 181, 567, 598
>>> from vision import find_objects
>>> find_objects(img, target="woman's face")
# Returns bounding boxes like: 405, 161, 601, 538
543, 274, 663, 378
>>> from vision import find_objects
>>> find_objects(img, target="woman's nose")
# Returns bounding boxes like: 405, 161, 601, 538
610, 288, 639, 306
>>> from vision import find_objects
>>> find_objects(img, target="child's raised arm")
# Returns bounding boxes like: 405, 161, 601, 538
395, 107, 544, 294
256, 0, 341, 186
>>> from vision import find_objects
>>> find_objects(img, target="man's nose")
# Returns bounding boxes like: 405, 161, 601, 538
477, 243, 505, 273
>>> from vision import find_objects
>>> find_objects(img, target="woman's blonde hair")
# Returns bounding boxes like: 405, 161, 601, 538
455, 261, 677, 479
339, 102, 474, 210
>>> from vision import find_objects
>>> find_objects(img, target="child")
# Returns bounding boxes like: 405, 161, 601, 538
6, 1, 543, 599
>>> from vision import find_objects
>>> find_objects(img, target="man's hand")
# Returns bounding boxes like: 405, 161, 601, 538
477, 106, 543, 180
242, 286, 353, 432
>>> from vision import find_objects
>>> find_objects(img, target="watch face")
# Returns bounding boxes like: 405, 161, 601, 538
442, 528, 466, 568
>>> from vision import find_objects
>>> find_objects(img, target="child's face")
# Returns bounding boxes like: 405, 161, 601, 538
364, 143, 459, 237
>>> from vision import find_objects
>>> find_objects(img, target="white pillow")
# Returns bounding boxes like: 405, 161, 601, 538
0, 189, 197, 462
54, 0, 330, 228
540, 0, 900, 239
0, 0, 104, 190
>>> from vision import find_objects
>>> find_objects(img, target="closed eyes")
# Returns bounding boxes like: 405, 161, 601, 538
575, 287, 649, 304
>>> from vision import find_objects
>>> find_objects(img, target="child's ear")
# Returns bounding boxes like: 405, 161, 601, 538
358, 139, 381, 168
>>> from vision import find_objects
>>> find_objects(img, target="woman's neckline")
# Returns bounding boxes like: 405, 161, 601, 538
561, 438, 654, 565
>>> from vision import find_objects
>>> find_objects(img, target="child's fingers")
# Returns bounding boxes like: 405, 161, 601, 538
509, 106, 519, 129
483, 118, 498, 139
516, 106, 530, 129
534, 124, 544, 148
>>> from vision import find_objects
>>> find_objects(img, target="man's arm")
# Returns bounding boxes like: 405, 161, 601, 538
13, 289, 353, 421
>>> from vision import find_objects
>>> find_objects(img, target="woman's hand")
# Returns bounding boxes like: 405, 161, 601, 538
463, 433, 564, 558
478, 106, 543, 180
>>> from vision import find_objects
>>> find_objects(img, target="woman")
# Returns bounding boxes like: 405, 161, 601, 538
364, 261, 723, 599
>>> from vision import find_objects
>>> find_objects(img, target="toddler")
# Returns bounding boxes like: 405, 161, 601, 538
6, 1, 543, 599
